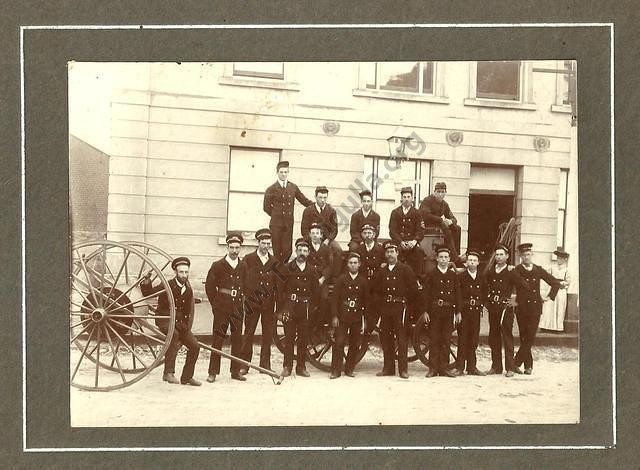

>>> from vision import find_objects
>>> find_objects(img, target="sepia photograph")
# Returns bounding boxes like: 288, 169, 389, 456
68, 60, 579, 427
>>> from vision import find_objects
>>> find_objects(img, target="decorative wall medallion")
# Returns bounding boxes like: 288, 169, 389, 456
446, 130, 463, 147
533, 136, 551, 152
322, 121, 340, 136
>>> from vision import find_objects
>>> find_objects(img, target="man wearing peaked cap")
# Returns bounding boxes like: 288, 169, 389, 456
306, 221, 337, 334
301, 185, 342, 260
205, 232, 248, 382
348, 189, 380, 251
239, 228, 280, 372
263, 160, 313, 262
419, 181, 462, 260
140, 256, 201, 386
388, 186, 426, 277
355, 223, 386, 334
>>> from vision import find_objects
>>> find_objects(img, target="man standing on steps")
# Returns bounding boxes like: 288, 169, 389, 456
419, 181, 462, 261
140, 257, 201, 386
239, 228, 279, 373
389, 186, 425, 277
205, 232, 247, 383
348, 190, 380, 252
263, 160, 313, 262
484, 244, 528, 377
512, 243, 565, 375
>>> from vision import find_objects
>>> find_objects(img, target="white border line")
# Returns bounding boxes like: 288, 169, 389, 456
20, 22, 615, 452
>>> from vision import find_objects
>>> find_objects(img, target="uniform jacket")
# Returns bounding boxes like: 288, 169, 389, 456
370, 261, 418, 316
484, 264, 529, 306
301, 203, 339, 241
356, 241, 385, 281
205, 257, 247, 313
458, 270, 488, 313
243, 250, 279, 312
513, 264, 562, 308
331, 271, 369, 324
140, 277, 195, 332
349, 209, 381, 243
278, 259, 320, 317
263, 180, 313, 227
419, 195, 457, 227
389, 205, 424, 244
307, 241, 335, 280
423, 266, 462, 314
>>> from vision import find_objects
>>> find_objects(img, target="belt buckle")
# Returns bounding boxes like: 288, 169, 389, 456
386, 294, 393, 303
493, 295, 500, 302
348, 300, 356, 308
470, 299, 476, 306
290, 293, 297, 301
230, 289, 237, 297
437, 299, 444, 307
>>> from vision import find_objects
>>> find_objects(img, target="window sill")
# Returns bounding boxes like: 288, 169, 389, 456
352, 88, 450, 104
551, 104, 572, 114
218, 76, 301, 92
463, 98, 537, 111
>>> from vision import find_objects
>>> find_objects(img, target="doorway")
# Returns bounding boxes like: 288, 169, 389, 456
467, 194, 514, 261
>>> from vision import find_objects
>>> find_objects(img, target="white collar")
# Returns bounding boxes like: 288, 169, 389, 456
311, 240, 322, 250
467, 270, 477, 279
279, 180, 287, 188
402, 205, 411, 214
362, 208, 371, 217
495, 264, 507, 273
175, 278, 185, 289
257, 250, 269, 264
225, 255, 239, 268
316, 203, 325, 213
349, 272, 359, 280
387, 263, 396, 271
364, 240, 375, 250
437, 265, 448, 274
522, 264, 534, 271
296, 260, 307, 271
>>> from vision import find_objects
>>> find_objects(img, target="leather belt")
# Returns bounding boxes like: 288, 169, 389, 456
290, 293, 310, 303
432, 299, 453, 307
343, 299, 363, 309
218, 287, 241, 298
488, 294, 508, 304
385, 295, 406, 303
463, 299, 481, 307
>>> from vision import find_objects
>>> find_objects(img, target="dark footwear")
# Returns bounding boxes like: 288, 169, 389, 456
505, 371, 515, 378
344, 371, 355, 378
399, 371, 409, 379
206, 374, 216, 383
239, 368, 248, 376
449, 368, 463, 376
376, 370, 394, 377
442, 369, 458, 378
281, 367, 291, 377
524, 368, 533, 375
425, 368, 437, 378
514, 367, 524, 375
329, 372, 340, 379
468, 368, 486, 376
486, 368, 503, 375
181, 378, 202, 386
231, 373, 247, 381
163, 373, 180, 384
296, 368, 310, 378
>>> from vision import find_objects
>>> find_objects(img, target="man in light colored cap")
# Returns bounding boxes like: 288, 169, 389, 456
140, 256, 201, 386
205, 232, 247, 382
263, 161, 313, 262
419, 181, 462, 260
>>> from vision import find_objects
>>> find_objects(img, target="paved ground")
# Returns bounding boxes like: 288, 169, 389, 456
71, 344, 579, 427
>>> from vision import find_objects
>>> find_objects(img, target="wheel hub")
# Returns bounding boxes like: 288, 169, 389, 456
91, 308, 106, 322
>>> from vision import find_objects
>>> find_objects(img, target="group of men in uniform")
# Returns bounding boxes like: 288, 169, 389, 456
144, 160, 568, 385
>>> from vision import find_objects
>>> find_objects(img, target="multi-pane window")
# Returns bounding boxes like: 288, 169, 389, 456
476, 61, 521, 101
362, 62, 435, 95
363, 156, 431, 239
227, 148, 281, 232
556, 169, 569, 249
233, 62, 285, 80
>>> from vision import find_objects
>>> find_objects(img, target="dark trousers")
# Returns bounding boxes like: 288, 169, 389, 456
283, 303, 311, 370
488, 303, 516, 372
441, 224, 461, 258
270, 223, 293, 262
208, 304, 244, 375
379, 310, 409, 375
514, 303, 542, 370
456, 308, 481, 372
428, 309, 454, 374
240, 301, 276, 369
161, 324, 200, 382
331, 317, 364, 374
399, 243, 425, 277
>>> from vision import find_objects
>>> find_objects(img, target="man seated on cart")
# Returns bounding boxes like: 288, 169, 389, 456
419, 181, 462, 261
140, 257, 201, 386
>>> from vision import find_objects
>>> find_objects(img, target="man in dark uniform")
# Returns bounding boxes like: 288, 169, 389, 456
306, 222, 336, 329
389, 186, 425, 277
348, 190, 380, 252
370, 240, 419, 379
330, 252, 368, 379
419, 181, 462, 260
454, 250, 487, 376
277, 238, 320, 377
301, 186, 342, 259
205, 232, 247, 382
263, 161, 313, 262
512, 243, 565, 374
240, 228, 280, 373
422, 246, 462, 378
484, 243, 528, 377
355, 223, 385, 333
140, 257, 201, 386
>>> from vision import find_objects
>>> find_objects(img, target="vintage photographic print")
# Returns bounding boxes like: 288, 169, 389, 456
68, 60, 579, 427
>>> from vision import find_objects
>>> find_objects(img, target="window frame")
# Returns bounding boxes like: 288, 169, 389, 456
232, 62, 285, 80
557, 168, 569, 250
464, 61, 537, 111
